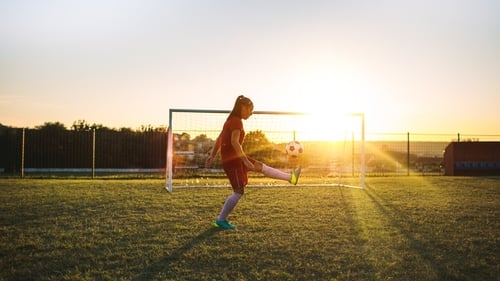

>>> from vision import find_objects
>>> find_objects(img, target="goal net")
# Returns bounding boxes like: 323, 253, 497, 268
165, 109, 365, 192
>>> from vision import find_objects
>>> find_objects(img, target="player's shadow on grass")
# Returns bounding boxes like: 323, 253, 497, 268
132, 227, 223, 281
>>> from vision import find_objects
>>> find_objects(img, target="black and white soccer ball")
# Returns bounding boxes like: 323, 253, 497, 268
285, 141, 304, 157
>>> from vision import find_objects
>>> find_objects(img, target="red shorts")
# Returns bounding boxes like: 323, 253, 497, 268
222, 157, 256, 194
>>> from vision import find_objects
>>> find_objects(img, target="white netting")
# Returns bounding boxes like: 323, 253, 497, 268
166, 109, 365, 191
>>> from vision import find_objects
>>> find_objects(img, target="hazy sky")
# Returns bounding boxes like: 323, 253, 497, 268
1, 0, 499, 135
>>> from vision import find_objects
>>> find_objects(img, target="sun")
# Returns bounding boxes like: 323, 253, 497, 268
292, 90, 363, 142
293, 111, 363, 142
282, 66, 375, 142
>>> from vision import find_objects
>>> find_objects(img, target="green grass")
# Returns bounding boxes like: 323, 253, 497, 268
0, 177, 499, 281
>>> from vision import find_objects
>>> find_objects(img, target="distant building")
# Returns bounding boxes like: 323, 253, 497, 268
443, 142, 500, 176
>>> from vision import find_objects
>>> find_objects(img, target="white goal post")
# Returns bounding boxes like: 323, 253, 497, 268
165, 109, 365, 192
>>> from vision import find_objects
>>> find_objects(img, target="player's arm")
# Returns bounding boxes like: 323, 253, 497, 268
231, 129, 255, 170
205, 132, 222, 168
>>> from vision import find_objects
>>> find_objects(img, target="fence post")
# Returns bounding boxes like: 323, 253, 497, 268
407, 132, 410, 176
92, 129, 96, 179
21, 128, 25, 178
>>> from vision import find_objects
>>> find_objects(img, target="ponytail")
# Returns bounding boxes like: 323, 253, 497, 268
228, 95, 253, 120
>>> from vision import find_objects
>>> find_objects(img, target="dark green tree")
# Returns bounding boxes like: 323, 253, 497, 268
243, 130, 281, 166
72, 120, 107, 131
35, 122, 67, 131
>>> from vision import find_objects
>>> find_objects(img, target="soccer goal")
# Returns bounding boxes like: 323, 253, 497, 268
165, 109, 365, 192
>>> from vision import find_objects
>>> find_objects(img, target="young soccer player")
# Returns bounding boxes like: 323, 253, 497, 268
205, 95, 301, 229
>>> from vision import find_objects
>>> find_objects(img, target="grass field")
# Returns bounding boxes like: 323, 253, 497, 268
0, 177, 499, 281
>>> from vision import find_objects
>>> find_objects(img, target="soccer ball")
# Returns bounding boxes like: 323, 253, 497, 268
285, 140, 304, 157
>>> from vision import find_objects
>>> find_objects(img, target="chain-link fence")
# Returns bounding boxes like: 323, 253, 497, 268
1, 126, 498, 178
1, 128, 166, 178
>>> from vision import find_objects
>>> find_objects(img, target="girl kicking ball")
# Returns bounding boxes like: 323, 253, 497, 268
205, 95, 301, 229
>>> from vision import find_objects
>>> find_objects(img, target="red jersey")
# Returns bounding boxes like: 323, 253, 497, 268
220, 116, 245, 165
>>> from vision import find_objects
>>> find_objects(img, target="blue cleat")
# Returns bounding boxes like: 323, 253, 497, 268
213, 220, 236, 229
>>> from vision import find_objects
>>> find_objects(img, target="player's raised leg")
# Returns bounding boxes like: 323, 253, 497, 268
258, 162, 301, 185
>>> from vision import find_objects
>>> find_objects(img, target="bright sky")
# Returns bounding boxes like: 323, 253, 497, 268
1, 0, 499, 135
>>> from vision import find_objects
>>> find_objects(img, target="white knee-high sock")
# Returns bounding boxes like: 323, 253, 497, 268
217, 192, 242, 221
262, 164, 291, 182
